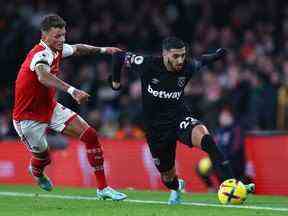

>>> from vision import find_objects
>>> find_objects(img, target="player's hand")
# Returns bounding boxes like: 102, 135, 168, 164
108, 75, 121, 90
105, 47, 123, 54
216, 48, 227, 58
71, 88, 90, 104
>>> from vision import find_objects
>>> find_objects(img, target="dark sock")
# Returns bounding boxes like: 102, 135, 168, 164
162, 176, 179, 190
201, 134, 234, 181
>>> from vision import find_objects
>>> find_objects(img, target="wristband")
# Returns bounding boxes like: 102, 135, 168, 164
100, 47, 107, 53
67, 86, 76, 95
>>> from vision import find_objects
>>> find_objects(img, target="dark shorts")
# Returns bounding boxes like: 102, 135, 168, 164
146, 113, 202, 173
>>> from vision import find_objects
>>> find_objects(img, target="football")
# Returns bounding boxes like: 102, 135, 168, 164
218, 179, 247, 205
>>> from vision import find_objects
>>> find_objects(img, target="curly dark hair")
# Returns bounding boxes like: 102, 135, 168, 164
162, 37, 185, 51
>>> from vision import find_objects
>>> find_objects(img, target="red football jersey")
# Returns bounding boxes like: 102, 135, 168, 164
13, 41, 74, 123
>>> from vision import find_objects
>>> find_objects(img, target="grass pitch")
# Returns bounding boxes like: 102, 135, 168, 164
0, 184, 287, 216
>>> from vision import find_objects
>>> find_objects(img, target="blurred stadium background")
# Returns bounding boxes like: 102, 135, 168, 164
1, 0, 288, 199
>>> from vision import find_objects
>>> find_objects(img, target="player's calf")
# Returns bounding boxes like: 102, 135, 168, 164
80, 127, 128, 200
200, 134, 234, 181
30, 150, 51, 176
28, 149, 53, 191
80, 127, 107, 189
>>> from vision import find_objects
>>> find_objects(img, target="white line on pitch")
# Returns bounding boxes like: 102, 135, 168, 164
0, 191, 287, 212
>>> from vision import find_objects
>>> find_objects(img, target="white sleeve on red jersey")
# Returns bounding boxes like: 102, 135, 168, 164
30, 50, 54, 71
62, 43, 74, 58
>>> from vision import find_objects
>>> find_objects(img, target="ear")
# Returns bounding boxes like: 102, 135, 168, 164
163, 49, 169, 57
41, 30, 48, 39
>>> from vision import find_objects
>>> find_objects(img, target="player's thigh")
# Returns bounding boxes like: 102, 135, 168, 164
62, 115, 89, 138
147, 132, 177, 173
49, 103, 89, 137
177, 115, 203, 147
13, 120, 48, 153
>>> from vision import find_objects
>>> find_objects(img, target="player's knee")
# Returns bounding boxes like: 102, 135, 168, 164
191, 124, 209, 148
22, 130, 48, 153
81, 127, 104, 168
36, 138, 49, 153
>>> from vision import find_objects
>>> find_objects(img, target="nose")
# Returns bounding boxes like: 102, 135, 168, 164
177, 58, 184, 64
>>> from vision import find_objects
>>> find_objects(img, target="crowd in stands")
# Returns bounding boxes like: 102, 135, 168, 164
1, 0, 288, 140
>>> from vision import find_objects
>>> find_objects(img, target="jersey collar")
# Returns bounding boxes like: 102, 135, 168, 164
39, 40, 59, 58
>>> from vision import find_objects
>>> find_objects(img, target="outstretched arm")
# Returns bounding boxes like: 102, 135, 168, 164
108, 51, 127, 90
199, 48, 227, 65
108, 51, 147, 90
71, 44, 122, 56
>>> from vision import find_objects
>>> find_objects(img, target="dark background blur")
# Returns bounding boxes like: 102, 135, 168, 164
1, 0, 288, 139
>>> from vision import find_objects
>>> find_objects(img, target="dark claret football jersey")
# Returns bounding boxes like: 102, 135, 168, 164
123, 53, 203, 132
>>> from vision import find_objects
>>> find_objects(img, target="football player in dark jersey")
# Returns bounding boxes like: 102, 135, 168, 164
108, 37, 255, 204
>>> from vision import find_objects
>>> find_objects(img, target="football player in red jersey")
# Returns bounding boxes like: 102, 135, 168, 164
12, 14, 127, 200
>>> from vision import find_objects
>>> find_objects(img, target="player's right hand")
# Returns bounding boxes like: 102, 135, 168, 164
71, 89, 90, 104
215, 48, 227, 58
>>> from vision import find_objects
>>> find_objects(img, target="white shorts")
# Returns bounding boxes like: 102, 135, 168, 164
13, 103, 76, 153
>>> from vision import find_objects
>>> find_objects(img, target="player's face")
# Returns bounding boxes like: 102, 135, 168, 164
42, 27, 66, 52
164, 47, 186, 72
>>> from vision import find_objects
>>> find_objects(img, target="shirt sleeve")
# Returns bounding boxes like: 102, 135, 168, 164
125, 52, 145, 67
62, 43, 74, 58
193, 59, 203, 71
124, 52, 149, 77
30, 50, 53, 71
186, 59, 203, 77
111, 51, 147, 84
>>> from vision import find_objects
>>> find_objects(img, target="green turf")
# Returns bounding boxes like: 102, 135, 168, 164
0, 184, 287, 216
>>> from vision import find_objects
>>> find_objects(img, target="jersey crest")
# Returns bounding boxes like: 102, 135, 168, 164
177, 77, 186, 87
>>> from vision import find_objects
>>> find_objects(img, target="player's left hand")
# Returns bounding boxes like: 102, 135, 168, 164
216, 48, 227, 58
71, 89, 90, 104
105, 47, 123, 54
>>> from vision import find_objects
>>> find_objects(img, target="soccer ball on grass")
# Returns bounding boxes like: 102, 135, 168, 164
218, 178, 247, 205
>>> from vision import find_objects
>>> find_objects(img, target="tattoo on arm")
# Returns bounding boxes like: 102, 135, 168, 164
35, 63, 70, 92
72, 44, 101, 56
